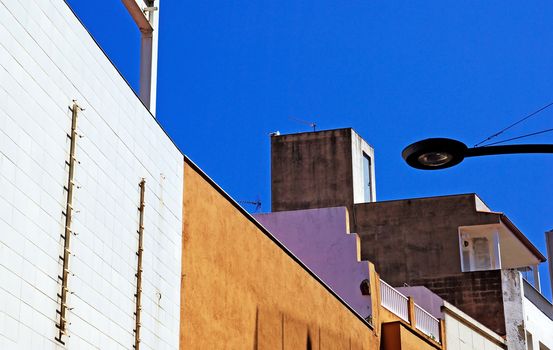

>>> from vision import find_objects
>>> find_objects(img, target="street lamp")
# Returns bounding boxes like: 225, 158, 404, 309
402, 138, 553, 170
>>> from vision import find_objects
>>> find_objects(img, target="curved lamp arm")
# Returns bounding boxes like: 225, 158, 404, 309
402, 138, 553, 170
466, 144, 553, 157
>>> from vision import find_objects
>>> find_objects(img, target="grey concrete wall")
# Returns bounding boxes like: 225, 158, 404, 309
501, 270, 527, 350
353, 194, 511, 336
411, 271, 506, 336
354, 194, 499, 282
271, 129, 355, 220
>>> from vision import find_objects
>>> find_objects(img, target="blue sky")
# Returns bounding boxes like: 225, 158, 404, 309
66, 0, 553, 299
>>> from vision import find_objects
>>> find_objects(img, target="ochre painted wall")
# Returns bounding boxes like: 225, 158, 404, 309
381, 322, 441, 350
379, 308, 441, 350
181, 161, 377, 349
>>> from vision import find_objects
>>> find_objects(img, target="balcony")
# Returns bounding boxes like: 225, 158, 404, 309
380, 279, 442, 343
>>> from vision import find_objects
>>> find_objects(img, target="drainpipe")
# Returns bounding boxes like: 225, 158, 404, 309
120, 0, 159, 116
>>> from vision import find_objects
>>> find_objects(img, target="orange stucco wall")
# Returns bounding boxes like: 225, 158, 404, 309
379, 308, 441, 350
381, 322, 440, 350
180, 161, 377, 349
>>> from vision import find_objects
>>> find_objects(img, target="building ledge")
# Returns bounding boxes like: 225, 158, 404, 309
523, 279, 553, 321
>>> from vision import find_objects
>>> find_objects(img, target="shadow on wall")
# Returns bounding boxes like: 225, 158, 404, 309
252, 306, 364, 349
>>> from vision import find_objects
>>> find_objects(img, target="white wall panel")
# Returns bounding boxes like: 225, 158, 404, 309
0, 0, 183, 349
524, 297, 553, 350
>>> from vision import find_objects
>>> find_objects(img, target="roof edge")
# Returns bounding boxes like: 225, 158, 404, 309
499, 214, 547, 262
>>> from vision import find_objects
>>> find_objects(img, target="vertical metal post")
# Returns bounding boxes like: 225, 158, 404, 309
139, 29, 154, 110
55, 102, 80, 344
134, 179, 146, 349
546, 229, 553, 301
121, 0, 159, 115
532, 264, 541, 292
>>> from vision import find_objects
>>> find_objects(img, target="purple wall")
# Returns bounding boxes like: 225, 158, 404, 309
396, 286, 444, 319
254, 207, 372, 319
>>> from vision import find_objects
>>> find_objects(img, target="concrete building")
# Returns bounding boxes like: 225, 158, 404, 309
271, 128, 376, 226
255, 206, 508, 350
182, 162, 379, 349
2, 0, 550, 349
0, 1, 384, 349
354, 194, 552, 350
268, 128, 553, 350
0, 0, 182, 348
255, 206, 445, 349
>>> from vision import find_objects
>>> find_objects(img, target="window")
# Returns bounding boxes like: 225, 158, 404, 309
527, 331, 533, 350
459, 230, 501, 272
362, 153, 372, 202
472, 237, 491, 270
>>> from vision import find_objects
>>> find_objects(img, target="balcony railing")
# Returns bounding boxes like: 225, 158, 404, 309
380, 279, 409, 322
380, 279, 441, 343
414, 304, 440, 341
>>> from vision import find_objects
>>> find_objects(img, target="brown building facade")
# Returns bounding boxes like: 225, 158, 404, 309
269, 129, 547, 345
354, 194, 545, 336
271, 128, 376, 227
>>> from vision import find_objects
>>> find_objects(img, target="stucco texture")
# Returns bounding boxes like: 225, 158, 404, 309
381, 322, 440, 350
181, 161, 376, 349
254, 207, 372, 319
271, 129, 355, 216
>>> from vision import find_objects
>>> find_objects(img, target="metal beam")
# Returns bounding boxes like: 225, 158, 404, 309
120, 0, 159, 116
121, 0, 152, 32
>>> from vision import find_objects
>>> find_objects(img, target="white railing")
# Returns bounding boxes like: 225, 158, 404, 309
380, 279, 409, 322
414, 304, 440, 342
380, 279, 441, 343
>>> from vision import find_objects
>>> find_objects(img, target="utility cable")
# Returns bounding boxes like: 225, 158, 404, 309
481, 127, 553, 146
474, 100, 553, 147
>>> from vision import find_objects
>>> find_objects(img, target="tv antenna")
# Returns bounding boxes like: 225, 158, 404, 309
289, 116, 317, 132
238, 196, 262, 212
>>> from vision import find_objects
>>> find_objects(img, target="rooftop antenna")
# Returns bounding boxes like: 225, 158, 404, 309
238, 195, 262, 213
121, 0, 159, 116
289, 116, 317, 132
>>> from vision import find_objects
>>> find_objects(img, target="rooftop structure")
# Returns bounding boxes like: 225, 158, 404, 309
271, 128, 376, 226
267, 128, 553, 350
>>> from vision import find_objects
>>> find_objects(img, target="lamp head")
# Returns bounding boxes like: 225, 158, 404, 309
402, 138, 468, 170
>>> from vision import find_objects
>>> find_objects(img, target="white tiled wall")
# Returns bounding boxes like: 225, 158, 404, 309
0, 0, 183, 349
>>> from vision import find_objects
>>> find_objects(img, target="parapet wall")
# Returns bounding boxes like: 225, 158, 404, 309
181, 160, 378, 349
411, 271, 505, 336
